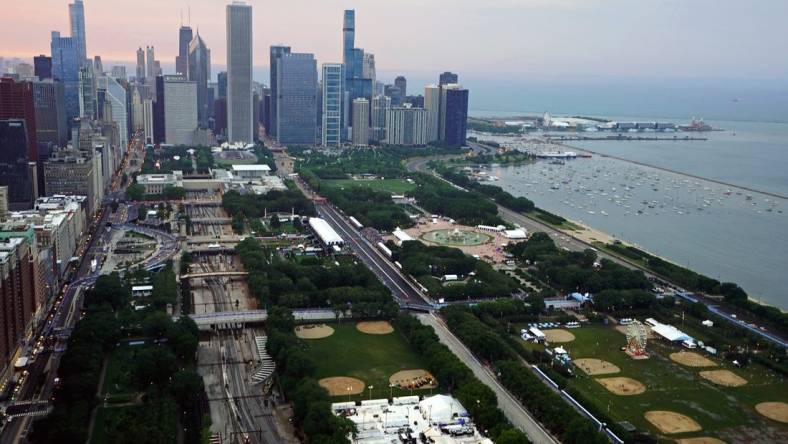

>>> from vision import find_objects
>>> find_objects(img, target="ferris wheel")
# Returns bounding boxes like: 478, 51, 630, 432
625, 320, 649, 357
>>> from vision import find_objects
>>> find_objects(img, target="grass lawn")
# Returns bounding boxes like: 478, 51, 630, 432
324, 178, 416, 195
306, 323, 433, 400
102, 346, 147, 397
515, 325, 788, 440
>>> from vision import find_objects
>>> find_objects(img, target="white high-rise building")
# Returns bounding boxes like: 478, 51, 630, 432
371, 95, 390, 142
424, 85, 441, 142
321, 63, 344, 147
352, 98, 369, 146
226, 2, 253, 143
97, 76, 128, 153
162, 76, 198, 145
385, 106, 428, 146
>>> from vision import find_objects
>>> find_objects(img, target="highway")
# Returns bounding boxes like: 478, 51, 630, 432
417, 313, 558, 444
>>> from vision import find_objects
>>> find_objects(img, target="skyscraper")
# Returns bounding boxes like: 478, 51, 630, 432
395, 76, 407, 98
384, 84, 403, 106
370, 95, 390, 143
162, 76, 198, 145
269, 45, 291, 138
34, 55, 52, 80
424, 85, 440, 142
321, 63, 344, 147
0, 236, 37, 372
145, 46, 155, 81
363, 53, 376, 87
0, 78, 38, 166
276, 53, 317, 145
384, 106, 428, 146
439, 71, 458, 86
96, 76, 128, 152
342, 9, 373, 125
68, 0, 87, 68
50, 31, 80, 122
188, 33, 211, 128
217, 71, 228, 98
176, 25, 193, 76
0, 120, 36, 209
32, 79, 68, 153
135, 47, 146, 81
352, 98, 369, 146
343, 10, 355, 72
93, 56, 103, 74
440, 84, 469, 147
226, 2, 253, 143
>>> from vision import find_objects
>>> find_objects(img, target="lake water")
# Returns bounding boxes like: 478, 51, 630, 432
477, 120, 788, 310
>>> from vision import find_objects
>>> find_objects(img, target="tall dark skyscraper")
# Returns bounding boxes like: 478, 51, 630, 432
275, 52, 317, 145
217, 71, 228, 98
0, 78, 38, 167
68, 0, 87, 68
188, 33, 210, 128
269, 45, 291, 138
440, 85, 469, 147
439, 71, 459, 86
0, 120, 36, 209
34, 56, 52, 80
50, 31, 80, 122
395, 76, 407, 98
176, 25, 193, 76
343, 10, 355, 72
32, 80, 67, 153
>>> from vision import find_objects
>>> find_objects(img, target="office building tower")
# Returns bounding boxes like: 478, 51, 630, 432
384, 84, 402, 106
0, 120, 36, 209
145, 46, 155, 81
439, 71, 458, 86
260, 88, 271, 135
188, 33, 211, 128
217, 71, 227, 98
130, 87, 144, 131
142, 98, 154, 143
0, 186, 7, 221
78, 66, 96, 120
342, 10, 373, 118
352, 98, 369, 146
44, 148, 97, 214
0, 236, 37, 375
136, 47, 146, 81
370, 95, 390, 143
69, 0, 87, 67
384, 106, 428, 146
226, 2, 253, 143
32, 80, 68, 152
213, 97, 227, 136
96, 76, 128, 151
176, 26, 193, 76
268, 45, 290, 138
343, 10, 355, 73
276, 53, 317, 145
424, 85, 440, 142
363, 53, 376, 86
0, 78, 38, 163
93, 56, 103, 74
395, 76, 407, 98
154, 75, 197, 145
34, 56, 52, 80
50, 32, 80, 121
439, 84, 469, 147
321, 63, 343, 147
110, 66, 126, 80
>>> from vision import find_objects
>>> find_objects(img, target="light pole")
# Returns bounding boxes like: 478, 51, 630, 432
368, 385, 374, 400
347, 386, 351, 402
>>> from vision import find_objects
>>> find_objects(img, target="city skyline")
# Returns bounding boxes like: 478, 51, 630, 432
2, 0, 787, 81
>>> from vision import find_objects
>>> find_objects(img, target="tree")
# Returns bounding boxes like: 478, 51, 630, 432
270, 214, 281, 228
231, 213, 245, 234
169, 370, 204, 409
126, 183, 145, 201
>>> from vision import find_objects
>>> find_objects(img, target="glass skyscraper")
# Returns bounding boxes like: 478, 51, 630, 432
226, 2, 253, 143
0, 120, 35, 209
188, 33, 211, 128
321, 63, 344, 147
68, 0, 87, 68
276, 53, 317, 145
268, 45, 291, 139
50, 31, 80, 122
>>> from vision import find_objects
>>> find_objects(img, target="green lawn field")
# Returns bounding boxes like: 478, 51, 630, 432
324, 178, 416, 195
102, 346, 146, 397
305, 323, 434, 400
516, 325, 788, 442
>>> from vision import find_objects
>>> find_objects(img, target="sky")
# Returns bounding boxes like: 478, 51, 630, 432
2, 0, 788, 81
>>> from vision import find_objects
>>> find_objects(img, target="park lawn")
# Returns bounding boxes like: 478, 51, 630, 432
306, 323, 432, 399
89, 400, 177, 444
524, 325, 788, 439
101, 345, 148, 396
324, 178, 416, 195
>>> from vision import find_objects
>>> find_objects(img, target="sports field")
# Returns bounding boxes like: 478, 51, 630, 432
323, 178, 416, 194
517, 325, 788, 442
305, 322, 434, 400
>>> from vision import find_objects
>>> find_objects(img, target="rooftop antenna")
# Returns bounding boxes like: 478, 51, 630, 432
188, 6, 191, 26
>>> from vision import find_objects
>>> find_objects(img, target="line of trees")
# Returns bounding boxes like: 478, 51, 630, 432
222, 187, 316, 219
408, 173, 506, 226
438, 168, 535, 213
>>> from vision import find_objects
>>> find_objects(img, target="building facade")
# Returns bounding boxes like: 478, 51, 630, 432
424, 85, 440, 143
321, 63, 344, 147
370, 94, 390, 143
351, 98, 369, 146
43, 149, 97, 214
226, 2, 253, 143
440, 85, 469, 147
50, 32, 80, 122
0, 120, 36, 210
68, 0, 87, 68
188, 33, 211, 128
175, 25, 193, 76
34, 56, 52, 80
276, 53, 317, 145
385, 106, 428, 146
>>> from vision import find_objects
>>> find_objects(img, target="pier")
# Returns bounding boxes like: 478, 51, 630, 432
546, 135, 708, 142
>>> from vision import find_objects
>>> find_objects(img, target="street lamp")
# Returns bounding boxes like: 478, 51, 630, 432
368, 385, 374, 400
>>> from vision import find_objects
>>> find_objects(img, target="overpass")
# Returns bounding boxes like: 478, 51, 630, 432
180, 271, 249, 280
188, 308, 339, 330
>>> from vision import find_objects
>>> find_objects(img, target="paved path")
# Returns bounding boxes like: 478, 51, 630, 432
416, 313, 558, 444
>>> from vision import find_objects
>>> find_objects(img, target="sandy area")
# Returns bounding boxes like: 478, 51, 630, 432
699, 370, 747, 387
562, 220, 617, 245
319, 377, 365, 396
389, 369, 438, 389
670, 351, 717, 368
397, 219, 511, 264
356, 321, 394, 335
294, 324, 335, 339
543, 329, 576, 343
596, 377, 646, 395
645, 411, 702, 434
575, 358, 620, 376
755, 401, 788, 424
676, 438, 726, 444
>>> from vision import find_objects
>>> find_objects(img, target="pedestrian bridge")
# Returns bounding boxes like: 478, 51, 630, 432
180, 271, 249, 280
188, 308, 338, 330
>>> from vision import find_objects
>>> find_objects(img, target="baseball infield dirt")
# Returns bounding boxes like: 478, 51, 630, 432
389, 369, 438, 389
755, 401, 788, 424
543, 329, 576, 343
699, 370, 747, 387
670, 351, 717, 367
356, 321, 394, 335
596, 377, 646, 395
294, 324, 335, 339
319, 377, 365, 396
574, 358, 621, 376
645, 411, 702, 434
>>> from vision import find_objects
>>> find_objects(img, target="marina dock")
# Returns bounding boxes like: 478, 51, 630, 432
546, 135, 708, 141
